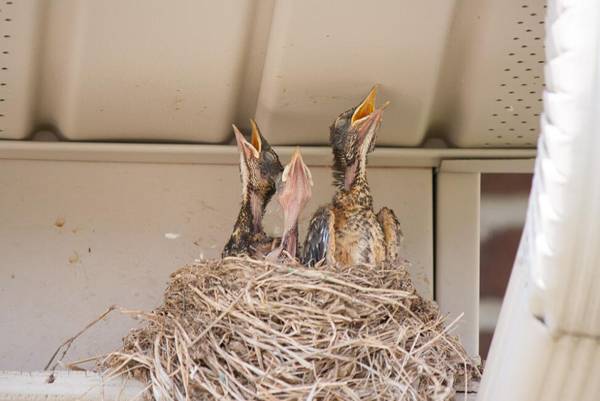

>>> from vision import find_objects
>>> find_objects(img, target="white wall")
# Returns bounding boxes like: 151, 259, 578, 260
0, 157, 433, 370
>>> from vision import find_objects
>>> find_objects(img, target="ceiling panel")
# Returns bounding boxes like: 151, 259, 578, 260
430, 0, 546, 147
0, 0, 546, 148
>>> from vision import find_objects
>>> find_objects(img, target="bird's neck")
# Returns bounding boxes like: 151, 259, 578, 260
331, 152, 347, 189
334, 155, 373, 209
234, 190, 267, 235
280, 223, 299, 258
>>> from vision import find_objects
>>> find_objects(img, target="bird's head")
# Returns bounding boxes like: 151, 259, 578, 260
233, 120, 283, 202
330, 86, 388, 190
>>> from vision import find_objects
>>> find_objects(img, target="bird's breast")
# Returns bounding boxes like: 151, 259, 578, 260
333, 206, 385, 265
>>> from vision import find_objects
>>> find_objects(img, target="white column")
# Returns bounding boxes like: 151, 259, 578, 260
435, 172, 480, 357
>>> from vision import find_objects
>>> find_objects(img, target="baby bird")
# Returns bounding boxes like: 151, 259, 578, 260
303, 86, 402, 266
267, 148, 313, 262
222, 120, 283, 258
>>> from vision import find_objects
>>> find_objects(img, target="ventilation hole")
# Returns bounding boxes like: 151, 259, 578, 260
0, 99, 5, 102
504, 68, 511, 71
513, 37, 520, 40
525, 106, 532, 109
509, 128, 515, 132
512, 76, 519, 79
529, 91, 536, 94
509, 91, 515, 94
534, 113, 540, 116
517, 98, 523, 101
5, 19, 11, 22
2, 51, 8, 55
521, 121, 527, 124
488, 128, 495, 131
530, 52, 536, 56
529, 128, 535, 132
7, 1, 13, 4
534, 75, 541, 79
501, 121, 507, 124
525, 68, 532, 71
496, 98, 502, 102
521, 83, 527, 86
539, 21, 544, 24
518, 21, 524, 25
526, 29, 532, 32
517, 60, 523, 63
505, 106, 511, 109
1, 67, 7, 70
508, 52, 515, 56
0, 114, 4, 117
0, 83, 5, 86
492, 113, 498, 117
513, 113, 519, 116
500, 83, 507, 87
522, 4, 529, 8
537, 98, 542, 102
521, 45, 528, 48
497, 135, 503, 139
530, 13, 537, 16
534, 37, 542, 40
3, 35, 10, 38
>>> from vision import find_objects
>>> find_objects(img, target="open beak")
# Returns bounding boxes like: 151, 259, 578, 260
351, 85, 378, 126
267, 148, 313, 261
350, 86, 389, 147
355, 101, 390, 145
233, 124, 259, 160
280, 148, 313, 231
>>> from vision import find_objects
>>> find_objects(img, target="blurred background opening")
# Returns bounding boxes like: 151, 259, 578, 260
479, 173, 532, 359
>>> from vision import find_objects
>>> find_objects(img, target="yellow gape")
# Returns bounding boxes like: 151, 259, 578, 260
351, 85, 377, 125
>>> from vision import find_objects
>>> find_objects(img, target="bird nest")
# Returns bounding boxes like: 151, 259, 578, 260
99, 257, 480, 401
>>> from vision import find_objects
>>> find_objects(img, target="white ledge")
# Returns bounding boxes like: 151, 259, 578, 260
0, 370, 477, 401
0, 371, 146, 401
0, 140, 536, 169
439, 158, 535, 173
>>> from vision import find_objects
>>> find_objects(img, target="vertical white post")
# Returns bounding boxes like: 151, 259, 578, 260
435, 172, 480, 357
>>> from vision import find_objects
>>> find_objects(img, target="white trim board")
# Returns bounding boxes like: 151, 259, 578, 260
0, 141, 536, 168
0, 371, 476, 401
439, 159, 535, 173
0, 371, 146, 401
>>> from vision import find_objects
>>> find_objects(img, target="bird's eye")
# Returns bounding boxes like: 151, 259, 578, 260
263, 151, 275, 163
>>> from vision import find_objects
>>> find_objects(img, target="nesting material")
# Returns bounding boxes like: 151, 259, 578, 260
102, 257, 480, 401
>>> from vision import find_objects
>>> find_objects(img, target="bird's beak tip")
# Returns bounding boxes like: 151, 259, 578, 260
232, 124, 244, 144
291, 147, 303, 164
249, 119, 262, 152
233, 124, 259, 159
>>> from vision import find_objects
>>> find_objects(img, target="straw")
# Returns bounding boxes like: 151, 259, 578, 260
96, 257, 480, 401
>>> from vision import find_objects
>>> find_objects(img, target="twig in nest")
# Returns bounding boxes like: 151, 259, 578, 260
44, 305, 119, 371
